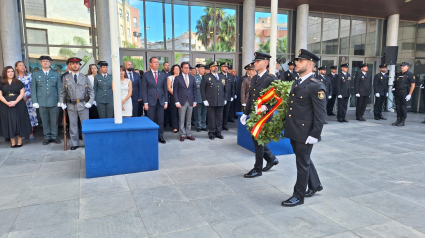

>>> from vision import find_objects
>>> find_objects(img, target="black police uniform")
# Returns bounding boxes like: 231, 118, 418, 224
326, 68, 338, 115
393, 69, 415, 121
200, 68, 228, 138
282, 49, 326, 206
354, 67, 372, 120
220, 71, 235, 129
336, 69, 351, 122
373, 67, 388, 120
282, 67, 298, 82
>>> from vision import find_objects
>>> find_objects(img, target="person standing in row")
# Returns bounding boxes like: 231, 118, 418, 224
125, 61, 142, 117
420, 78, 425, 124
392, 62, 415, 126
230, 66, 239, 117
87, 64, 100, 119
336, 63, 351, 123
16, 61, 38, 139
94, 61, 114, 118
31, 56, 62, 145
167, 65, 180, 133
240, 52, 279, 178
0, 66, 33, 147
220, 62, 235, 131
282, 49, 326, 207
282, 61, 297, 82
354, 63, 372, 121
142, 57, 168, 144
318, 66, 331, 124
60, 57, 94, 150
194, 64, 207, 132
205, 66, 210, 75
240, 63, 255, 112
373, 64, 388, 120
200, 61, 227, 140
119, 66, 132, 118
326, 66, 338, 116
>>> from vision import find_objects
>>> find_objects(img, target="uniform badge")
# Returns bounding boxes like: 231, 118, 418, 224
342, 77, 344, 79
362, 76, 364, 79
299, 49, 301, 55
39, 76, 41, 78
209, 77, 211, 81
318, 91, 325, 100
381, 77, 383, 79
295, 77, 298, 80
288, 73, 290, 77
413, 76, 416, 79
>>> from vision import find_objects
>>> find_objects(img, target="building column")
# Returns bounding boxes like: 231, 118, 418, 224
295, 4, 309, 54
269, 0, 278, 75
386, 14, 399, 111
242, 0, 255, 68
0, 0, 22, 66
96, 0, 112, 73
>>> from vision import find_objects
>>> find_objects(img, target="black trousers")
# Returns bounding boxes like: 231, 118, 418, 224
167, 95, 179, 130
132, 100, 139, 117
374, 95, 386, 117
337, 97, 349, 120
137, 101, 145, 116
223, 101, 232, 127
207, 106, 223, 135
252, 136, 275, 172
355, 96, 369, 119
394, 89, 408, 118
290, 139, 321, 201
327, 94, 337, 115
146, 100, 165, 137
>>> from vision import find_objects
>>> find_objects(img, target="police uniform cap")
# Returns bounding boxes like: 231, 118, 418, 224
228, 65, 233, 70
244, 63, 254, 70
379, 64, 387, 68
39, 55, 52, 61
358, 63, 368, 69
330, 65, 337, 70
254, 52, 272, 61
340, 63, 349, 68
189, 65, 194, 70
97, 61, 108, 67
195, 64, 205, 68
287, 61, 295, 66
220, 62, 229, 67
208, 61, 218, 67
68, 57, 82, 63
295, 49, 320, 63
205, 65, 210, 70
318, 66, 327, 70
400, 62, 410, 67
276, 58, 282, 64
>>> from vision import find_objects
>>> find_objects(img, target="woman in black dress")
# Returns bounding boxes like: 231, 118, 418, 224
0, 66, 32, 147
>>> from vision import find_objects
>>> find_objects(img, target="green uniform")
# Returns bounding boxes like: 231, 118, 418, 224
94, 74, 114, 118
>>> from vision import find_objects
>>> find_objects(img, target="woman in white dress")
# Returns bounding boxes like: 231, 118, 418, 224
167, 65, 181, 133
87, 64, 99, 119
119, 66, 132, 117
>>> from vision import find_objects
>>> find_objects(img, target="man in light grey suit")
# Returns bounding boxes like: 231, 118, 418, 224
60, 57, 94, 150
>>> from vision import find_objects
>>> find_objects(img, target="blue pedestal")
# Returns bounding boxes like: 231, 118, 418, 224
237, 112, 293, 155
82, 117, 159, 178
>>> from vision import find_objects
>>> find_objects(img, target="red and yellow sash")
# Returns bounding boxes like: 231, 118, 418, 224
251, 87, 283, 138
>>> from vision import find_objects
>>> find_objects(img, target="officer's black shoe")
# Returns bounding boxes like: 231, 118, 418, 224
263, 158, 279, 172
223, 127, 229, 131
324, 121, 328, 124
281, 196, 304, 207
43, 140, 51, 145
338, 119, 343, 123
197, 128, 201, 132
379, 115, 387, 120
201, 128, 208, 131
374, 117, 380, 120
397, 118, 405, 127
71, 146, 79, 150
421, 120, 425, 124
359, 117, 366, 121
244, 168, 262, 178
158, 137, 166, 144
209, 135, 215, 140
305, 185, 323, 197
392, 117, 400, 126
51, 139, 61, 144
342, 119, 349, 122
228, 119, 235, 123
215, 133, 224, 139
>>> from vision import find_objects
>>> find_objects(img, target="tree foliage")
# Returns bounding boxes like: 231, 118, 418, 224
258, 37, 288, 54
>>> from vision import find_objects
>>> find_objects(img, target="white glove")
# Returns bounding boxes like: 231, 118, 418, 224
405, 95, 411, 101
235, 95, 237, 99
305, 136, 319, 145
57, 102, 61, 107
392, 88, 395, 91
85, 103, 92, 108
338, 95, 342, 99
254, 105, 258, 113
231, 97, 234, 102
386, 93, 389, 97
240, 114, 247, 125
32, 103, 39, 109
420, 84, 424, 89
242, 104, 246, 107
61, 103, 67, 110
224, 100, 227, 105
93, 101, 97, 106
375, 93, 380, 97
260, 105, 267, 112
203, 100, 209, 107
328, 96, 332, 99
356, 93, 360, 97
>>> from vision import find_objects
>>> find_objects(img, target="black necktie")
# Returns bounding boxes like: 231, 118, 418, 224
104, 74, 107, 79
74, 74, 77, 83
297, 78, 302, 85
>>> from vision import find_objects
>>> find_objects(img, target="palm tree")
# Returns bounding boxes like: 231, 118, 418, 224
58, 36, 92, 63
217, 14, 236, 52
258, 36, 288, 53
195, 7, 225, 50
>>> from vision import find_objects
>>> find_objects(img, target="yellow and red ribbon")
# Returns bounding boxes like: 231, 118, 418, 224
251, 87, 283, 138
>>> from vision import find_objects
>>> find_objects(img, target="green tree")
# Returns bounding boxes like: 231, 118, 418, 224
217, 14, 236, 52
258, 36, 288, 54
58, 36, 92, 63
195, 7, 225, 51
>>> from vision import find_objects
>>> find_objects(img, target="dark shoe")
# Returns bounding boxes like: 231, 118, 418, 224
11, 145, 17, 148
187, 136, 195, 141
342, 119, 349, 122
180, 136, 185, 142
328, 112, 336, 116
223, 126, 229, 131
244, 169, 262, 178
282, 196, 304, 207
359, 117, 366, 121
305, 185, 323, 197
43, 140, 51, 145
421, 120, 425, 124
262, 158, 279, 172
16, 144, 22, 148
215, 134, 224, 139
397, 117, 405, 126
392, 117, 401, 126
324, 121, 328, 124
51, 139, 61, 144
374, 117, 380, 120
379, 115, 387, 120
196, 128, 201, 132
159, 137, 166, 144
201, 128, 207, 131
338, 119, 343, 123
71, 146, 79, 150
209, 135, 215, 140
228, 119, 235, 123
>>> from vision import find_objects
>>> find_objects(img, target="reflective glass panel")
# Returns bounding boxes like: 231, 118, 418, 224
413, 59, 425, 113
146, 1, 164, 49
366, 19, 383, 56
307, 13, 321, 54
191, 2, 214, 51
416, 23, 425, 58
254, 10, 289, 53
216, 5, 237, 52
339, 16, 350, 55
398, 21, 417, 58
322, 14, 339, 54
350, 17, 367, 55
174, 52, 190, 65
173, 0, 190, 51
126, 0, 144, 48
122, 55, 145, 71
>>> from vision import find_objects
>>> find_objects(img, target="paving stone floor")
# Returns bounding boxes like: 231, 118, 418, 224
1, 110, 425, 237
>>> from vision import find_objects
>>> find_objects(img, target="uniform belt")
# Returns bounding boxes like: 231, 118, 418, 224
67, 99, 84, 104
7, 93, 16, 97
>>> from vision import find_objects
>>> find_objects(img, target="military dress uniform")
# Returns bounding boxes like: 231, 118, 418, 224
393, 62, 415, 126
219, 63, 235, 130
336, 64, 351, 122
194, 65, 207, 131
282, 61, 298, 82
241, 63, 254, 111
31, 56, 62, 144
200, 61, 228, 139
354, 64, 372, 121
94, 73, 114, 118
60, 58, 94, 149
282, 49, 326, 207
373, 64, 388, 120
326, 66, 338, 115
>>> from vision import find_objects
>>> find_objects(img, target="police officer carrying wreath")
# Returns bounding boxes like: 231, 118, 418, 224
60, 57, 94, 150
392, 62, 415, 126
240, 52, 279, 178
31, 56, 62, 145
373, 64, 388, 120
200, 61, 227, 140
282, 49, 326, 207
354, 63, 372, 121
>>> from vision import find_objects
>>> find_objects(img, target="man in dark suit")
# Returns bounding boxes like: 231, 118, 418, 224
336, 63, 351, 123
125, 61, 142, 117
141, 57, 168, 144
282, 61, 297, 82
162, 62, 171, 126
230, 67, 240, 116
373, 64, 389, 120
200, 61, 227, 140
318, 66, 331, 124
219, 62, 235, 130
173, 62, 197, 142
281, 49, 326, 207
326, 65, 338, 116
240, 52, 279, 178
354, 63, 372, 121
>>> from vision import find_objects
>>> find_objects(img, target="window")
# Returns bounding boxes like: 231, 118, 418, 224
127, 28, 130, 36
120, 25, 124, 35
24, 0, 46, 17
119, 9, 123, 18
307, 13, 322, 54
126, 12, 129, 22
135, 36, 138, 43
27, 28, 48, 55
322, 14, 339, 54
133, 17, 137, 28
